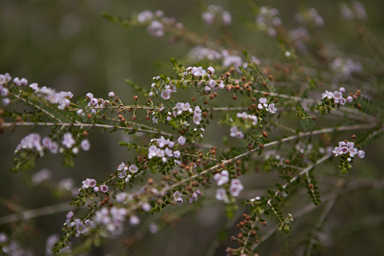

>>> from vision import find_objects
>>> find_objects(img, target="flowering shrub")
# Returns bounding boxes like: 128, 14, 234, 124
1, 1, 384, 256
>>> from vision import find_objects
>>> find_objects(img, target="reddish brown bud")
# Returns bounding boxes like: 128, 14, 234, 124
191, 97, 196, 101
237, 233, 243, 238
312, 115, 316, 120
210, 94, 214, 99
15, 116, 22, 122
259, 144, 264, 149
109, 202, 114, 207
148, 178, 154, 185
232, 95, 237, 100
262, 131, 268, 138
235, 84, 240, 90
214, 92, 218, 97
268, 75, 273, 80
83, 131, 88, 137
86, 113, 92, 119
352, 134, 357, 139
252, 97, 256, 102
202, 112, 208, 117
131, 116, 137, 121
261, 221, 267, 227
203, 100, 208, 104
308, 184, 314, 189
133, 95, 138, 100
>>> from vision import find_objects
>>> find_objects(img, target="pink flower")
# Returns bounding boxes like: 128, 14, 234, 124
193, 114, 202, 125
49, 142, 59, 154
129, 215, 140, 226
142, 202, 151, 212
321, 90, 334, 99
62, 132, 75, 148
333, 91, 343, 103
214, 170, 230, 186
357, 150, 365, 158
161, 89, 172, 100
216, 188, 229, 202
181, 102, 190, 111
229, 179, 244, 197
173, 150, 181, 158
2, 98, 10, 106
86, 92, 94, 100
117, 162, 125, 171
129, 165, 138, 173
100, 185, 109, 193
174, 191, 183, 204
268, 103, 277, 113
81, 139, 90, 151
178, 136, 186, 145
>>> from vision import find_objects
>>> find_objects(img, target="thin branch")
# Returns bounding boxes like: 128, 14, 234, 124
0, 202, 73, 225
0, 121, 173, 137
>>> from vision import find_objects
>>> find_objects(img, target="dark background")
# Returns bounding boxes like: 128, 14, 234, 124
1, 1, 384, 255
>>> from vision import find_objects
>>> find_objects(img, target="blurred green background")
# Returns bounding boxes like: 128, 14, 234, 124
1, 0, 384, 255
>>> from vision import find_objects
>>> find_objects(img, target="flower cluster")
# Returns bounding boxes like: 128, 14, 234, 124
255, 6, 281, 37
65, 211, 94, 236
236, 112, 258, 125
340, 1, 367, 20
289, 27, 310, 52
116, 162, 139, 182
258, 98, 277, 113
148, 136, 181, 163
202, 5, 231, 26
30, 84, 73, 110
81, 178, 109, 193
332, 141, 365, 159
230, 126, 244, 139
0, 73, 14, 106
93, 207, 128, 236
321, 87, 353, 105
216, 179, 244, 202
214, 170, 229, 186
295, 8, 324, 27
136, 10, 183, 38
330, 57, 363, 79
31, 168, 51, 185
46, 234, 71, 255
15, 131, 91, 158
188, 47, 261, 72
79, 92, 116, 116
